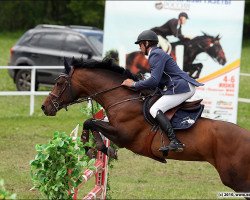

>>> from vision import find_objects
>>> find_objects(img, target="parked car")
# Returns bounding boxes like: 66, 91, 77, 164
8, 24, 103, 91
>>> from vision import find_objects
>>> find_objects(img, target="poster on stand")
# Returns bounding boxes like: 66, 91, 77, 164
103, 0, 245, 123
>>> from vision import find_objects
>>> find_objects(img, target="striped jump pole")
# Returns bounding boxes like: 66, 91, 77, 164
82, 138, 110, 200
71, 109, 110, 200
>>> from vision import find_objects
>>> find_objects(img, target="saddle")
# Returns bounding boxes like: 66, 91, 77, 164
143, 95, 204, 130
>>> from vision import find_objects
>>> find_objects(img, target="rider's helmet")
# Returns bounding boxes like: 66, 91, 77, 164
179, 12, 189, 19
135, 30, 159, 44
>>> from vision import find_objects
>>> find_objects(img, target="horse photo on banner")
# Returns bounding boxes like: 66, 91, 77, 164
103, 0, 245, 123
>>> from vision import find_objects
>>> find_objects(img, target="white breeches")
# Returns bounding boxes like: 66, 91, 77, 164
157, 35, 172, 54
150, 83, 196, 118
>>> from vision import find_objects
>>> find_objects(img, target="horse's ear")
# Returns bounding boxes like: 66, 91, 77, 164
64, 57, 71, 75
201, 31, 207, 36
216, 34, 221, 40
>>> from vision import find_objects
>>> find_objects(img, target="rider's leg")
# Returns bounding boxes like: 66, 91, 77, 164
157, 35, 172, 54
150, 83, 195, 152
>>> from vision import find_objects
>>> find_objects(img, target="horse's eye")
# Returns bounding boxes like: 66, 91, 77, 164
56, 82, 62, 86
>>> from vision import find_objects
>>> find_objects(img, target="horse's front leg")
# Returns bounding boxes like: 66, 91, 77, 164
195, 63, 203, 79
82, 118, 118, 159
81, 128, 96, 158
183, 64, 196, 78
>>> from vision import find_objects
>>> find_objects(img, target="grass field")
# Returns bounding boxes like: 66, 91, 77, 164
0, 32, 249, 199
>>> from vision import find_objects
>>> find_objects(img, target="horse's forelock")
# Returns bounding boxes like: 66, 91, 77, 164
64, 57, 72, 75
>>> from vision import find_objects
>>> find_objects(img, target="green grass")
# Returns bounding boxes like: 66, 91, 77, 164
0, 33, 249, 199
0, 96, 233, 199
240, 39, 250, 73
0, 31, 26, 91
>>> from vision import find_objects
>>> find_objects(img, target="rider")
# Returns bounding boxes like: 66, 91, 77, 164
122, 30, 204, 153
151, 12, 190, 53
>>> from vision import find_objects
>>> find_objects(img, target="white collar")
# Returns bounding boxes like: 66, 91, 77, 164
145, 48, 152, 59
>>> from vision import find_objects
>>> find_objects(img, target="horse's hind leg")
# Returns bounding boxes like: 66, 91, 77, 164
219, 167, 250, 194
82, 118, 118, 159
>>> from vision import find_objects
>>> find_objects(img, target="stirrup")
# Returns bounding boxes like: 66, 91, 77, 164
159, 146, 170, 157
169, 140, 185, 152
160, 141, 185, 153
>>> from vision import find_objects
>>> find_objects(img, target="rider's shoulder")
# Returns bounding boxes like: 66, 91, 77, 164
152, 47, 168, 56
150, 48, 161, 56
150, 48, 170, 61
168, 18, 178, 24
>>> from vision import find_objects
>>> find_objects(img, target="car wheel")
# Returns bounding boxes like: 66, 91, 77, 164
15, 69, 38, 91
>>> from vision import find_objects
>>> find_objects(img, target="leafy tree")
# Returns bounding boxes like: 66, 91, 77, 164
0, 0, 248, 39
68, 1, 105, 28
0, 0, 105, 31
244, 1, 250, 39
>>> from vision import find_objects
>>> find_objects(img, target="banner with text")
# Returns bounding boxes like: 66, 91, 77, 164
103, 0, 245, 123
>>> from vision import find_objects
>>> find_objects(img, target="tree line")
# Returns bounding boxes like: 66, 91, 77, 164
0, 0, 105, 30
0, 0, 249, 39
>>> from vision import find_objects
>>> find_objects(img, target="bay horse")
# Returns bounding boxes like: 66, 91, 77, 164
126, 32, 226, 79
41, 58, 250, 193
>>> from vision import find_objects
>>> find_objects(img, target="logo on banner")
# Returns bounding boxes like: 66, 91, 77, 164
155, 1, 190, 11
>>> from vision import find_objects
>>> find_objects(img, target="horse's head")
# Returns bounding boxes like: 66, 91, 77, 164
126, 51, 150, 74
41, 59, 77, 116
201, 32, 227, 65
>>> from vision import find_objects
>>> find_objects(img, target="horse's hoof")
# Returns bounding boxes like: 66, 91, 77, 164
107, 147, 118, 159
86, 148, 96, 159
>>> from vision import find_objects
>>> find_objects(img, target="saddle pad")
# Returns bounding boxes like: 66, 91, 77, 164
170, 105, 204, 130
143, 96, 204, 130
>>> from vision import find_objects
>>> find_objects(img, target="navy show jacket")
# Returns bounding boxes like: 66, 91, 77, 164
134, 47, 204, 95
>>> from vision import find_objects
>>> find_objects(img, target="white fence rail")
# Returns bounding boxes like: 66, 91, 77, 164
0, 66, 64, 115
240, 73, 250, 77
0, 66, 250, 116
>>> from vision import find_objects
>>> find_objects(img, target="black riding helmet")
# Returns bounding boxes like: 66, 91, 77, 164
135, 30, 159, 44
179, 12, 189, 19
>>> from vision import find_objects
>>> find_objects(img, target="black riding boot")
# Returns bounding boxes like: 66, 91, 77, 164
155, 110, 185, 153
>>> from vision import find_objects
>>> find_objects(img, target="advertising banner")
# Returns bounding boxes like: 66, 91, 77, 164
103, 0, 245, 123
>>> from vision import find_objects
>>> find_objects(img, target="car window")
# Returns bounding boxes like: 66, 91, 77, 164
87, 35, 103, 55
29, 33, 42, 46
74, 30, 103, 55
36, 32, 65, 50
63, 34, 91, 53
17, 31, 33, 45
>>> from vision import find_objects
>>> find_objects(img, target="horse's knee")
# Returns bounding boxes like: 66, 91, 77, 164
81, 129, 89, 144
83, 118, 95, 130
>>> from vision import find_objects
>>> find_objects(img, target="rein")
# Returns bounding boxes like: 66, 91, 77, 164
50, 71, 147, 113
71, 85, 146, 112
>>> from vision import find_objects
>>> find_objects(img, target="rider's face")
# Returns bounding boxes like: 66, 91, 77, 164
139, 42, 147, 54
179, 17, 187, 25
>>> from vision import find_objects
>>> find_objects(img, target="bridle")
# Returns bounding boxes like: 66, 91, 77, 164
48, 70, 147, 114
49, 74, 75, 112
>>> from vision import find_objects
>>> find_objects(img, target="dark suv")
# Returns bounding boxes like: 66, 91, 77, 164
8, 24, 103, 90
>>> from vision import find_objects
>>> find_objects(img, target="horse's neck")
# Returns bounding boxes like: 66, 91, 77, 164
77, 69, 136, 109
190, 40, 205, 57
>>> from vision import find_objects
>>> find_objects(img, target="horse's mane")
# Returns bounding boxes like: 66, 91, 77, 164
70, 57, 139, 81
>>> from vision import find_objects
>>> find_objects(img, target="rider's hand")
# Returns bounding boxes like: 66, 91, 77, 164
121, 79, 135, 87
